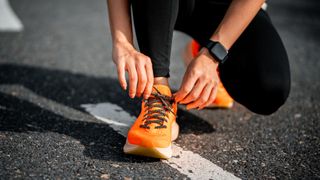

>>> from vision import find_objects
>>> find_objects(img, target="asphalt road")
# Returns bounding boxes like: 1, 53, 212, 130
0, 0, 319, 179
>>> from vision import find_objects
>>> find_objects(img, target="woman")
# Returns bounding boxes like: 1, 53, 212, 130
107, 0, 290, 159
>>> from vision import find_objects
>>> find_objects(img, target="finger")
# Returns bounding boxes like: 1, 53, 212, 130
186, 83, 213, 110
136, 61, 147, 98
127, 62, 138, 98
179, 79, 206, 104
144, 59, 154, 99
198, 83, 218, 109
117, 61, 127, 90
174, 71, 199, 102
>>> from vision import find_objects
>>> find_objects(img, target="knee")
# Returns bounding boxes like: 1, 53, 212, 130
245, 75, 291, 115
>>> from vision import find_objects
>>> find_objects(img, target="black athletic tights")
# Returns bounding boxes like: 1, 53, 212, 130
131, 0, 291, 115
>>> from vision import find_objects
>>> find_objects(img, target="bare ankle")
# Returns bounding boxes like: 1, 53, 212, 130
154, 77, 169, 86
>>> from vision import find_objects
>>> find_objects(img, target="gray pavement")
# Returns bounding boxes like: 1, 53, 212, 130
0, 0, 320, 179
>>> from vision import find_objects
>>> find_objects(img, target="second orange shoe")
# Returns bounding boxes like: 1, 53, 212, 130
123, 84, 178, 159
184, 39, 234, 109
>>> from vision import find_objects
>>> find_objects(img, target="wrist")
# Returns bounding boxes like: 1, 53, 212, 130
199, 48, 219, 67
113, 40, 134, 51
113, 34, 133, 46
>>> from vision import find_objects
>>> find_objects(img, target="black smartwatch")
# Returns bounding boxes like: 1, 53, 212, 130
204, 40, 228, 64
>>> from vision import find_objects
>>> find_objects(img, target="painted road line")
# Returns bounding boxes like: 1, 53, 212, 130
0, 85, 103, 124
82, 103, 240, 180
0, 0, 23, 31
0, 85, 239, 179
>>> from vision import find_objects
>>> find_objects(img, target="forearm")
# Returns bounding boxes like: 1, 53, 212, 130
107, 0, 133, 45
210, 0, 265, 50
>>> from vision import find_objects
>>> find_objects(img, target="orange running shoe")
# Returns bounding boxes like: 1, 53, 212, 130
206, 82, 233, 109
184, 39, 234, 109
123, 84, 179, 159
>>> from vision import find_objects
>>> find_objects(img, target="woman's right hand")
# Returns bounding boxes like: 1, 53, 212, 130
112, 42, 154, 99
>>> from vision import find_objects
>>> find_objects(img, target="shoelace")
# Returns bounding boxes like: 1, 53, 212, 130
140, 87, 177, 129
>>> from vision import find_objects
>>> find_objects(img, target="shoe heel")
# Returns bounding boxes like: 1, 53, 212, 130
171, 121, 179, 141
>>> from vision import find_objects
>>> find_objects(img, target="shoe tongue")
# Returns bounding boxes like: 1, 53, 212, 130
152, 84, 172, 97
145, 84, 172, 130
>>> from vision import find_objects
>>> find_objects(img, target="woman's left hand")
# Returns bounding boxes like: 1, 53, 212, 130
173, 48, 220, 110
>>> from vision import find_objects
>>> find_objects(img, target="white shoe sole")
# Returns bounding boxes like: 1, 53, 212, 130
205, 102, 234, 109
123, 121, 179, 159
261, 2, 267, 11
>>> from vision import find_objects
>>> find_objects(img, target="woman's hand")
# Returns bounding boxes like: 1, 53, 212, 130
112, 42, 154, 99
174, 48, 220, 110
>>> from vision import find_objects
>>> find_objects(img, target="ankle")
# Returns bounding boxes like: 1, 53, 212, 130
154, 77, 169, 86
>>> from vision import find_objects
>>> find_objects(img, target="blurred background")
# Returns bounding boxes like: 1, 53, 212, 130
0, 0, 319, 179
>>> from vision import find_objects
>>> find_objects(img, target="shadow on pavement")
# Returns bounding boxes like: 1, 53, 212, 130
0, 63, 215, 162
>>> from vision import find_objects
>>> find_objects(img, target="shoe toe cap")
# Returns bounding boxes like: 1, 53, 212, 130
127, 130, 171, 148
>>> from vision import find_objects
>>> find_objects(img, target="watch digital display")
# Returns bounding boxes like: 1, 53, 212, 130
205, 40, 228, 64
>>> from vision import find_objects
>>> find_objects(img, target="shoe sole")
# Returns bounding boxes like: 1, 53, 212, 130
205, 102, 234, 109
123, 121, 179, 159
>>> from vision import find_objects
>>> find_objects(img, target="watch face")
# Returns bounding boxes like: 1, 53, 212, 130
211, 42, 228, 62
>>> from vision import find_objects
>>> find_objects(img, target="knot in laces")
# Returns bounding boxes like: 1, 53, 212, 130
140, 87, 177, 129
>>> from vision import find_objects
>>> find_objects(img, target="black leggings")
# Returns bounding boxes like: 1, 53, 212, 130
131, 0, 291, 115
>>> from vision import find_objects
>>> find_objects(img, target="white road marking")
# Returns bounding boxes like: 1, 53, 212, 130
82, 103, 240, 180
0, 85, 239, 179
0, 0, 23, 31
0, 85, 102, 124
81, 103, 132, 136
